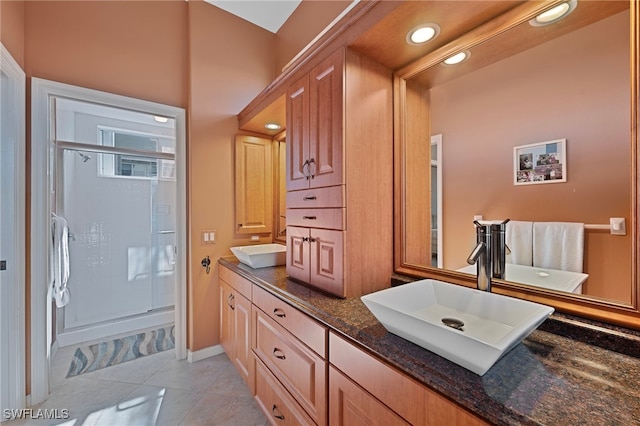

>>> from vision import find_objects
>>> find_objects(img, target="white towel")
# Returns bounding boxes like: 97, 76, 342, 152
533, 222, 584, 273
51, 214, 71, 307
505, 221, 533, 266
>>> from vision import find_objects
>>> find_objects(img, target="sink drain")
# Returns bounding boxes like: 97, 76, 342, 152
441, 318, 465, 331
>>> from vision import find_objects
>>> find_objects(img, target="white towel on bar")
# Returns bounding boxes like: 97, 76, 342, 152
533, 222, 584, 273
51, 214, 71, 307
505, 221, 533, 266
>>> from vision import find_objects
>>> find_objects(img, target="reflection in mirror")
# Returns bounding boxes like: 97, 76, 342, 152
400, 2, 633, 306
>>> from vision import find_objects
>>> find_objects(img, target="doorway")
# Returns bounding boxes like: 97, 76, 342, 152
30, 78, 187, 405
0, 43, 26, 419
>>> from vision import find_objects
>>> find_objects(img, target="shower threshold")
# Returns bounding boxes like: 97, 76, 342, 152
57, 307, 174, 347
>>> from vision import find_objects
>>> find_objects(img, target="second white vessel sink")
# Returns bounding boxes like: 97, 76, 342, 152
230, 244, 286, 268
361, 279, 554, 375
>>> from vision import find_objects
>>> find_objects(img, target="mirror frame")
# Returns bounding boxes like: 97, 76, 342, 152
393, 0, 640, 329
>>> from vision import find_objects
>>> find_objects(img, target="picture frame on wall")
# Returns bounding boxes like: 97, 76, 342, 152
514, 139, 566, 185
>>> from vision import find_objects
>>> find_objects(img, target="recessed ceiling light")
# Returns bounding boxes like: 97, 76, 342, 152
406, 24, 440, 45
265, 123, 281, 131
154, 116, 169, 123
530, 0, 577, 27
443, 51, 470, 66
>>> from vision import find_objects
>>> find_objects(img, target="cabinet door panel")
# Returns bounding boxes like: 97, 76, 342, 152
235, 135, 273, 234
309, 50, 344, 189
310, 229, 344, 297
286, 75, 310, 191
219, 280, 234, 358
330, 366, 409, 426
286, 226, 310, 283
233, 292, 253, 389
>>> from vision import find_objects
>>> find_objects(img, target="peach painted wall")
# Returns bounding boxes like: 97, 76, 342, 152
24, 1, 188, 107
274, 0, 352, 74
187, 1, 275, 351
1, 0, 25, 67
431, 11, 631, 303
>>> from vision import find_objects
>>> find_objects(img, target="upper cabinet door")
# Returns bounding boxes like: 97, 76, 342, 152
235, 135, 273, 235
309, 50, 344, 189
286, 75, 310, 191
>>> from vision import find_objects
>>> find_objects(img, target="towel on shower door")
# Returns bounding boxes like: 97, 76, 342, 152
505, 221, 533, 266
51, 214, 71, 307
533, 222, 584, 273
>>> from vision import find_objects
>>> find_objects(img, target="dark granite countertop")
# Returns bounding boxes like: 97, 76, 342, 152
218, 257, 640, 426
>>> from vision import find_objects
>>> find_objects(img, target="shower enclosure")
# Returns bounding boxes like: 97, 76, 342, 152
54, 98, 176, 345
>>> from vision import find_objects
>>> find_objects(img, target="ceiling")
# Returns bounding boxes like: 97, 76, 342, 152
204, 0, 302, 33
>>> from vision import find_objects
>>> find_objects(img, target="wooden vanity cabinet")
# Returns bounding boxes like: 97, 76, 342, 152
220, 264, 329, 425
218, 266, 254, 393
285, 47, 393, 298
329, 332, 488, 426
252, 285, 328, 426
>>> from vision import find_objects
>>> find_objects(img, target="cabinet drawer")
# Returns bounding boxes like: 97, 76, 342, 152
255, 356, 316, 426
329, 332, 488, 426
253, 307, 327, 426
219, 265, 252, 300
252, 285, 327, 357
329, 366, 409, 426
287, 185, 345, 208
286, 208, 345, 230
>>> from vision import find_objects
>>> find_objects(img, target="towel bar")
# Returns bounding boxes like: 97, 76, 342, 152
584, 218, 626, 235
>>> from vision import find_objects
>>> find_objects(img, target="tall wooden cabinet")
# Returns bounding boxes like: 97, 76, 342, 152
285, 47, 393, 298
235, 135, 273, 235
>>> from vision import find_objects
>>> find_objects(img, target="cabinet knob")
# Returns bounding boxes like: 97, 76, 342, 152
303, 195, 317, 201
273, 308, 286, 318
302, 216, 317, 220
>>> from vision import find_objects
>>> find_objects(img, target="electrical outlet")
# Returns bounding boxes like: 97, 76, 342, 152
251, 235, 259, 241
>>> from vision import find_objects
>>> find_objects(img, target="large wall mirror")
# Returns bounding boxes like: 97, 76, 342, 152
395, 0, 639, 326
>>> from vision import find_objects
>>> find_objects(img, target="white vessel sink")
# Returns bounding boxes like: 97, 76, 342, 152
230, 244, 286, 268
457, 263, 587, 294
361, 279, 554, 375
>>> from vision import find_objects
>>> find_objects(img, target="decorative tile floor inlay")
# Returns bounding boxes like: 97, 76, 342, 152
66, 325, 175, 378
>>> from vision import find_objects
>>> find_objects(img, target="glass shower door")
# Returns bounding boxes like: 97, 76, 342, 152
54, 97, 176, 332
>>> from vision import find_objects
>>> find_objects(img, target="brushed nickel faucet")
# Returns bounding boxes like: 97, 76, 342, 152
467, 219, 510, 292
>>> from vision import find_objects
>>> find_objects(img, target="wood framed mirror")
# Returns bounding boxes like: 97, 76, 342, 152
393, 0, 640, 328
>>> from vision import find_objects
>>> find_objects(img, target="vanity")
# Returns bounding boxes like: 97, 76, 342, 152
219, 258, 640, 425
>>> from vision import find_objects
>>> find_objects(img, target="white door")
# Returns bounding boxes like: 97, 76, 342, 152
0, 44, 26, 420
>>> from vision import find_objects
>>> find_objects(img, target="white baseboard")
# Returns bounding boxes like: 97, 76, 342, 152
188, 344, 224, 362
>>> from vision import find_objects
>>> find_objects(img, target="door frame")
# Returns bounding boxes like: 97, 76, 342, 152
30, 78, 188, 405
0, 43, 26, 417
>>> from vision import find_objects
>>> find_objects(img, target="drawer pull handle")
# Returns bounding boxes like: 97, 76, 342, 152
308, 158, 315, 179
227, 294, 235, 310
302, 216, 317, 220
302, 159, 310, 180
303, 196, 317, 201
273, 308, 286, 318
272, 405, 285, 421
273, 348, 286, 360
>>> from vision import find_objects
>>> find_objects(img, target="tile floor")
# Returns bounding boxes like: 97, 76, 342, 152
6, 341, 267, 426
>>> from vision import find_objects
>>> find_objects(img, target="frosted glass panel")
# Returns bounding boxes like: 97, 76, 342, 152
55, 95, 177, 330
